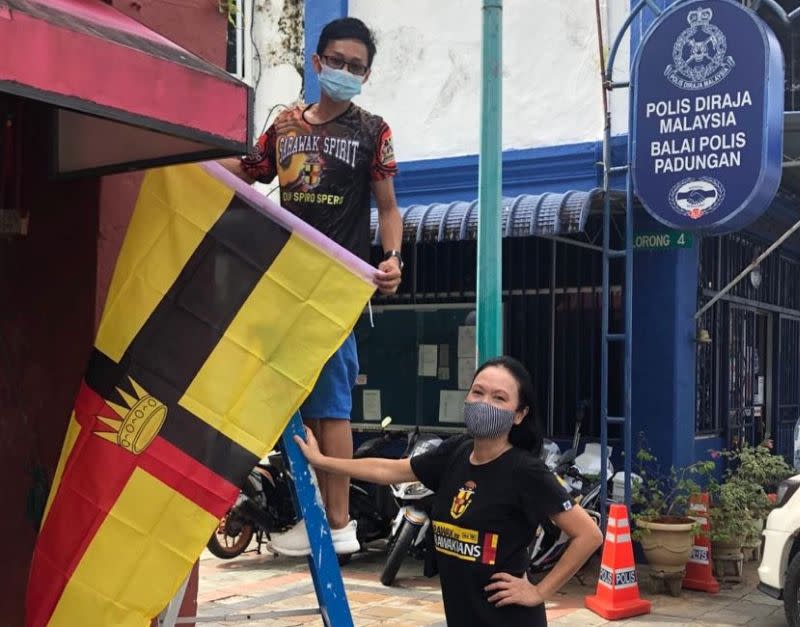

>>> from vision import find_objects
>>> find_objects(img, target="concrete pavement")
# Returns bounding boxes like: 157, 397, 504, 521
195, 543, 787, 626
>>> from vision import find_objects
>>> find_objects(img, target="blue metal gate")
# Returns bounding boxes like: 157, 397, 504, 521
777, 315, 800, 462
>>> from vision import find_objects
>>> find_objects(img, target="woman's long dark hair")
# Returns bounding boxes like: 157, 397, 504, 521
472, 356, 542, 455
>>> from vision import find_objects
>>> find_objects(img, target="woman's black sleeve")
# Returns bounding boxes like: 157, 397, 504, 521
515, 455, 574, 527
410, 434, 471, 492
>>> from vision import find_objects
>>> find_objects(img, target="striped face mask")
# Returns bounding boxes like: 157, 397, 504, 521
463, 402, 516, 439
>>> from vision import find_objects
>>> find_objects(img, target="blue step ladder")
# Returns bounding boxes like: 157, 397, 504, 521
596, 0, 669, 528
158, 412, 354, 626
597, 0, 800, 526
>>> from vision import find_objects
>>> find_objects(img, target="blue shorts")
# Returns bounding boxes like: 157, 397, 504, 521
300, 333, 359, 420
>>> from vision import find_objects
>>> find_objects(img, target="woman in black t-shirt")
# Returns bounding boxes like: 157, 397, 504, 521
293, 356, 603, 626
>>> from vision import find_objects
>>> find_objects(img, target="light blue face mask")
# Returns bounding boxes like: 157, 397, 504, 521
318, 65, 364, 102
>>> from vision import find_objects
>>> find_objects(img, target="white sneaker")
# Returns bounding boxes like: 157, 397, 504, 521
331, 520, 360, 555
266, 521, 312, 556
267, 520, 359, 556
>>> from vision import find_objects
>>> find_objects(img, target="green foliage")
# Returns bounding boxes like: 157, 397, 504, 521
631, 440, 713, 541
707, 477, 761, 543
707, 440, 792, 544
715, 441, 793, 495
219, 0, 240, 26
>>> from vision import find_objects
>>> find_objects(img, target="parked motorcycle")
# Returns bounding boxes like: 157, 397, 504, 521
380, 424, 443, 586
528, 412, 606, 577
207, 454, 293, 559
527, 459, 603, 576
207, 418, 401, 562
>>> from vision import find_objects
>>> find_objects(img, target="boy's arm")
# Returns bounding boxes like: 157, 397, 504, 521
219, 123, 279, 185
217, 157, 256, 184
374, 177, 403, 294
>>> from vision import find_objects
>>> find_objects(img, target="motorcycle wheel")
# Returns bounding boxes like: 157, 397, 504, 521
207, 514, 255, 559
380, 520, 417, 586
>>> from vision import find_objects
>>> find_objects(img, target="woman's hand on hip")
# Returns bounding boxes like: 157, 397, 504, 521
485, 572, 544, 608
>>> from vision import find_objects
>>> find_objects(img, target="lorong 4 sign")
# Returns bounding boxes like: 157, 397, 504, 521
631, 0, 784, 235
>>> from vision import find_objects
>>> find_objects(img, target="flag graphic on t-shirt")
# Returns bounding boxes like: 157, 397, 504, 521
432, 521, 500, 564
450, 480, 476, 519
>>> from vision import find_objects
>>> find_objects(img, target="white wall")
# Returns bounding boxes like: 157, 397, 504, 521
247, 0, 304, 131
607, 0, 631, 141
246, 0, 304, 198
350, 0, 630, 163
246, 1, 631, 166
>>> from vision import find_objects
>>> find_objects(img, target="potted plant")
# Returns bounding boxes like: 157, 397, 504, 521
709, 440, 792, 560
631, 442, 714, 592
716, 440, 792, 503
707, 477, 761, 558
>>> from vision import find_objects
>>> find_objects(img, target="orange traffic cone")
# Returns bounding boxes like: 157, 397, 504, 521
585, 503, 652, 620
682, 492, 720, 593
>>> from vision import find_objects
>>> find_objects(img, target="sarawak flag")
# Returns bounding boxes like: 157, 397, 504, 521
25, 162, 375, 626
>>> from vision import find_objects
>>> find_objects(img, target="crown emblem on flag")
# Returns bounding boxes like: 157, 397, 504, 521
94, 378, 167, 454
687, 7, 713, 27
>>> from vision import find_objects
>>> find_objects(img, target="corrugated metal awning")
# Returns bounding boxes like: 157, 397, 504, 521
371, 188, 618, 245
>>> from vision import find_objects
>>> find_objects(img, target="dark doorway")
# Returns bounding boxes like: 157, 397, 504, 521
727, 307, 771, 448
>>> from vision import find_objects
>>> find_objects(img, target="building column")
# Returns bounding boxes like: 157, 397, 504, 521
632, 210, 700, 469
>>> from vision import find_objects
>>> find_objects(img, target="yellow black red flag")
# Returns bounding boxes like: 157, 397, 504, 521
26, 163, 375, 626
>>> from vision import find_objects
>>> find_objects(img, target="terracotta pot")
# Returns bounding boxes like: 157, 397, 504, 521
636, 517, 696, 574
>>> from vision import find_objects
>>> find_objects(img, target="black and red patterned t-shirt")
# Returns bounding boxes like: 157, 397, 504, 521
241, 103, 397, 260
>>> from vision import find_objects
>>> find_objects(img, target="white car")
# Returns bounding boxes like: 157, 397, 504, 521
758, 474, 800, 625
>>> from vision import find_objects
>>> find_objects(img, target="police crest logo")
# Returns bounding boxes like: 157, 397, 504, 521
450, 480, 476, 519
665, 7, 735, 91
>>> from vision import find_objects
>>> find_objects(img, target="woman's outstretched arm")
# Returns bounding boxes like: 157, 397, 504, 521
293, 428, 417, 486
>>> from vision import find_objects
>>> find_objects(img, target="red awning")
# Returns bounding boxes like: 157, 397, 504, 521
0, 0, 252, 177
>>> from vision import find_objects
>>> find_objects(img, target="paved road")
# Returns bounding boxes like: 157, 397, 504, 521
195, 541, 786, 626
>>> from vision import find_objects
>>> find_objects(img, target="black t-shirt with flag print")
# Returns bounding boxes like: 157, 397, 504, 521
241, 103, 397, 261
411, 434, 572, 627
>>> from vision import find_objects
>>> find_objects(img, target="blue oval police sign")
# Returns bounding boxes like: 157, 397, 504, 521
631, 0, 783, 235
